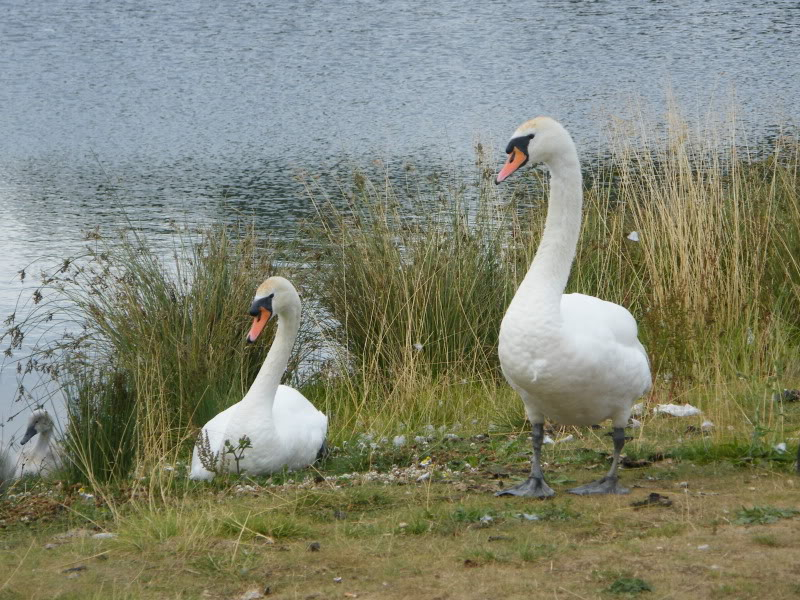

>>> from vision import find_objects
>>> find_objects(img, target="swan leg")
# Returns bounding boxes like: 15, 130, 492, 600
568, 427, 630, 495
496, 423, 555, 498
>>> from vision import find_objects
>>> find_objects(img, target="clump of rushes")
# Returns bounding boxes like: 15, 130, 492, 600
605, 108, 800, 383
61, 364, 136, 485
2, 103, 799, 476
304, 156, 519, 384
302, 106, 800, 438
2, 222, 319, 478
300, 151, 534, 433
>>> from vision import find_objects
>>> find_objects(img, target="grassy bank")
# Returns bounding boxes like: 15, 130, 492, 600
1, 422, 799, 599
2, 107, 799, 480
1, 106, 799, 598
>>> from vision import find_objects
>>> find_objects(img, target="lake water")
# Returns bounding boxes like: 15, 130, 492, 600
1, 0, 799, 439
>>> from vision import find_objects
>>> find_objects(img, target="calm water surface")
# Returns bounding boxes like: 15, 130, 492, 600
1, 0, 799, 436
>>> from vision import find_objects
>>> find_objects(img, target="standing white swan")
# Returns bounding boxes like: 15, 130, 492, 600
494, 117, 651, 497
16, 409, 63, 477
190, 276, 327, 480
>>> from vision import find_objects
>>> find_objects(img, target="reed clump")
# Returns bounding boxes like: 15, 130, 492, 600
304, 159, 518, 385
2, 106, 798, 482
605, 110, 800, 382
303, 108, 800, 436
2, 222, 318, 480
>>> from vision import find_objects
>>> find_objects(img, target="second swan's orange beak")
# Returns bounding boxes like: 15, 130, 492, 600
247, 307, 272, 343
496, 147, 528, 184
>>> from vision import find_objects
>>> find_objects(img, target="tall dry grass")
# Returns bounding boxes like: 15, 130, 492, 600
2, 105, 798, 482
2, 222, 321, 481
605, 109, 800, 380
303, 106, 800, 437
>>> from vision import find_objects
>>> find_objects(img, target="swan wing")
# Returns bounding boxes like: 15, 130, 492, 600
562, 293, 646, 349
272, 385, 328, 467
562, 293, 651, 394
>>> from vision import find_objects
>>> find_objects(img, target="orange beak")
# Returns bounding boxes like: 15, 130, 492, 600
496, 148, 528, 184
247, 307, 272, 343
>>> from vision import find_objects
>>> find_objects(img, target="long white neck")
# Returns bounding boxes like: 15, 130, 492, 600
34, 430, 53, 456
243, 306, 300, 415
512, 148, 583, 322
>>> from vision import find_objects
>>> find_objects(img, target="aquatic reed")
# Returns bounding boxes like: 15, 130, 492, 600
1, 104, 798, 479
1, 222, 319, 479
302, 107, 800, 437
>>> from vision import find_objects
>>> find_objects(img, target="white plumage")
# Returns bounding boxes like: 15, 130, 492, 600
502, 293, 650, 428
190, 277, 327, 480
495, 117, 651, 497
15, 409, 63, 478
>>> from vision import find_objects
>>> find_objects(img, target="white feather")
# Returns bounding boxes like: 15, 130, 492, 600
498, 117, 651, 430
190, 277, 327, 480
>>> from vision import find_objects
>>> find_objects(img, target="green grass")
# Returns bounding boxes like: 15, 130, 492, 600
219, 511, 311, 540
734, 505, 800, 525
0, 105, 798, 492
607, 577, 653, 596
1, 431, 799, 599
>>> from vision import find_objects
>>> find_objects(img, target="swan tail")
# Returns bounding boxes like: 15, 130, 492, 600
316, 439, 330, 462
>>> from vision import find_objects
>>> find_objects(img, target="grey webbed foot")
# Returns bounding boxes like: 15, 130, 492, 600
567, 475, 629, 496
496, 476, 555, 498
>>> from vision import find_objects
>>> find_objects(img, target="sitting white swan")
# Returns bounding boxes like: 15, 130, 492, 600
16, 409, 63, 477
190, 276, 328, 480
494, 117, 651, 497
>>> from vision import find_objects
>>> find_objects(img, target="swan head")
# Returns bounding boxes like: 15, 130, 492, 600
20, 409, 54, 445
496, 117, 575, 184
247, 276, 301, 343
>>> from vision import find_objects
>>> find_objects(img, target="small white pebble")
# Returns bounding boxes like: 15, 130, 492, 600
773, 442, 787, 453
517, 513, 540, 521
629, 418, 642, 429
91, 532, 117, 540
678, 481, 689, 488
416, 472, 431, 483
697, 544, 710, 551
627, 231, 640, 242
710, 565, 720, 570
333, 577, 343, 583
701, 420, 715, 431
543, 435, 555, 445
413, 342, 423, 351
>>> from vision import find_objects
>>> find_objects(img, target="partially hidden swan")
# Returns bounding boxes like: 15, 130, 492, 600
190, 276, 328, 480
494, 117, 651, 497
16, 409, 63, 478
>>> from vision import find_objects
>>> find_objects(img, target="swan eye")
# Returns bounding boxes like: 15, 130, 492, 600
528, 134, 534, 139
